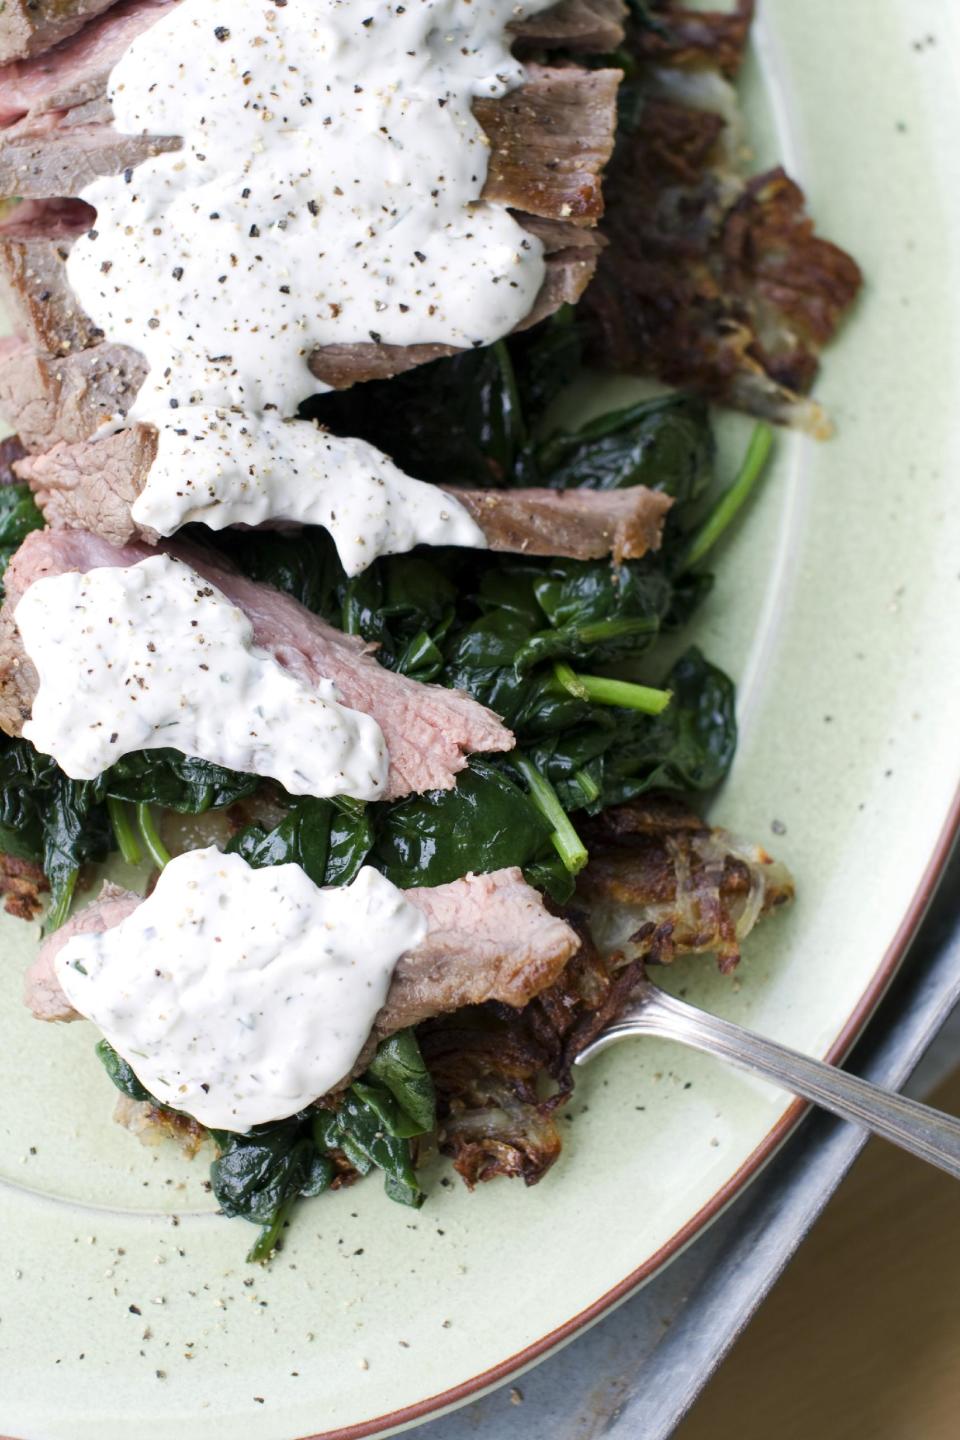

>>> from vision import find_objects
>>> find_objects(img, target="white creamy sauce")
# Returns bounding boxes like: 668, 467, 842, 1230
67, 0, 549, 563
55, 849, 426, 1131
16, 553, 389, 797
132, 409, 484, 576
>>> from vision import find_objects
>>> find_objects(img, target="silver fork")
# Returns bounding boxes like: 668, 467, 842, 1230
575, 974, 960, 1178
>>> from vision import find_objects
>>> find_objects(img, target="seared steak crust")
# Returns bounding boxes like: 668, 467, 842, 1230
0, 199, 99, 354
0, 0, 172, 123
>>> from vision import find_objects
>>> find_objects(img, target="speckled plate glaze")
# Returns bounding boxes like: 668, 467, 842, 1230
2, 3, 959, 1437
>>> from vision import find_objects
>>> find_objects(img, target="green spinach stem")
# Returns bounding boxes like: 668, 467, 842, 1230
514, 755, 588, 874
492, 339, 526, 449
574, 615, 660, 645
553, 661, 672, 715
136, 803, 171, 870
107, 796, 142, 865
45, 867, 78, 932
681, 422, 774, 571
247, 1193, 297, 1264
573, 768, 600, 804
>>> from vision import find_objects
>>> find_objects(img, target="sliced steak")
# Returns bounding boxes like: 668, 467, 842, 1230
0, 0, 616, 107
379, 868, 580, 1036
453, 485, 672, 563
25, 867, 581, 1036
0, 198, 99, 355
0, 220, 594, 383
0, 121, 179, 196
0, 61, 618, 224
0, 336, 145, 449
309, 246, 597, 387
16, 423, 671, 563
511, 0, 626, 54
14, 423, 152, 539
0, 527, 514, 796
0, 65, 616, 389
0, 0, 170, 124
477, 65, 619, 226
0, 0, 119, 65
25, 878, 138, 1020
0, 221, 597, 450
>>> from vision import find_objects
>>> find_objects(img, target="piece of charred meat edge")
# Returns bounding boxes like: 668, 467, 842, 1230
579, 0, 862, 433
420, 794, 793, 1188
0, 527, 514, 799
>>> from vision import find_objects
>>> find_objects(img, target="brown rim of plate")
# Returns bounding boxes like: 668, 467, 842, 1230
297, 780, 960, 1440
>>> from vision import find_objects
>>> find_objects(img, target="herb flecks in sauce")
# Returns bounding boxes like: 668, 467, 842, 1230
67, 0, 554, 563
58, 849, 425, 1131
16, 553, 389, 797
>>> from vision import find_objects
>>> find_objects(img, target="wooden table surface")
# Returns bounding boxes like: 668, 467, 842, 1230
676, 1066, 960, 1440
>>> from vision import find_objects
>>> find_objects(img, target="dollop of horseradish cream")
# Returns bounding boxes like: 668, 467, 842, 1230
55, 850, 426, 1131
67, 0, 550, 564
16, 553, 389, 798
135, 410, 482, 576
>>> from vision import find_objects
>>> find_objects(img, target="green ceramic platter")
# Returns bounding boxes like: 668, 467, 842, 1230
1, 1, 959, 1436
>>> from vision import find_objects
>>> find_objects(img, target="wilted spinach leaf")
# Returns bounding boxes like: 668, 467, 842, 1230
439, 557, 673, 734
366, 1029, 436, 1133
373, 758, 553, 888
0, 734, 258, 927
339, 552, 458, 675
509, 306, 583, 424
210, 1113, 336, 1261
95, 1038, 155, 1104
306, 331, 713, 507
536, 393, 713, 504
207, 1029, 434, 1256
96, 1026, 435, 1253
316, 1033, 436, 1208
305, 340, 526, 487
0, 736, 112, 928
104, 749, 258, 813
228, 796, 374, 887
213, 527, 343, 617
505, 646, 734, 818
596, 647, 737, 805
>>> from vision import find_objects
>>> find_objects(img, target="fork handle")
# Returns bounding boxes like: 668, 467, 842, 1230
577, 985, 960, 1179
